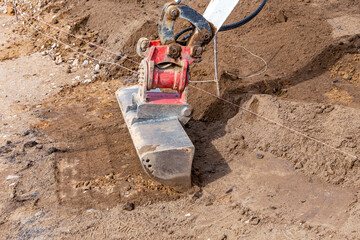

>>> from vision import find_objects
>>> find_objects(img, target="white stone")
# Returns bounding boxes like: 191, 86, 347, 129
94, 64, 100, 72
82, 60, 89, 67
6, 175, 20, 180
72, 59, 79, 66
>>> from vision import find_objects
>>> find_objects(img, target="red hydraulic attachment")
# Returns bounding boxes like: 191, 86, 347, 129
137, 39, 202, 106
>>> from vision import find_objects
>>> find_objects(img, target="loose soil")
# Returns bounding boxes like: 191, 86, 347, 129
1, 0, 360, 239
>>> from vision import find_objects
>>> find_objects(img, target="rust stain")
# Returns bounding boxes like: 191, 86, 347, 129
139, 144, 160, 155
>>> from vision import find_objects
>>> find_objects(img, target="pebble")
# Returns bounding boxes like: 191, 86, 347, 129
55, 56, 63, 64
256, 153, 264, 159
220, 235, 228, 240
23, 129, 32, 136
47, 147, 66, 154
225, 188, 233, 194
123, 202, 135, 211
24, 141, 38, 148
73, 59, 79, 66
249, 216, 260, 225
35, 211, 45, 217
94, 64, 100, 72
6, 175, 20, 180
36, 145, 43, 150
82, 60, 89, 67
86, 209, 100, 213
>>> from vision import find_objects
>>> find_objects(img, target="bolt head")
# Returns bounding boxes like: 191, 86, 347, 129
182, 107, 193, 117
168, 7, 179, 19
168, 44, 182, 59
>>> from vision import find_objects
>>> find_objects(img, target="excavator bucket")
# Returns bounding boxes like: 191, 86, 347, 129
116, 86, 194, 192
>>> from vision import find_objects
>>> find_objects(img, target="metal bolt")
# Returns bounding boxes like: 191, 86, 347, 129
182, 107, 192, 117
202, 32, 211, 42
168, 44, 182, 59
192, 46, 203, 58
140, 39, 149, 52
168, 7, 179, 19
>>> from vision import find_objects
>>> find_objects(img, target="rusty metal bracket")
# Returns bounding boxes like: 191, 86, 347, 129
158, 2, 214, 47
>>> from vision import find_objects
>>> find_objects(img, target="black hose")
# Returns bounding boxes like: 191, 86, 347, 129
175, 0, 266, 41
219, 0, 267, 32
175, 27, 193, 41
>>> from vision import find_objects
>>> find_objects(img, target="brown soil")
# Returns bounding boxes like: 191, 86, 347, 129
1, 0, 360, 239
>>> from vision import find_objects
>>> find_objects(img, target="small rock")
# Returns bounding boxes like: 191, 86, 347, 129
47, 147, 66, 154
220, 234, 228, 240
86, 209, 100, 213
24, 141, 38, 148
256, 153, 264, 159
249, 216, 260, 225
277, 10, 288, 22
6, 7, 14, 16
185, 213, 191, 217
73, 59, 79, 66
192, 190, 203, 200
55, 56, 63, 64
225, 188, 233, 194
94, 64, 100, 72
97, 39, 103, 44
36, 145, 43, 150
123, 202, 135, 211
23, 129, 32, 136
82, 60, 89, 67
6, 175, 20, 180
6, 140, 12, 145
342, 73, 351, 81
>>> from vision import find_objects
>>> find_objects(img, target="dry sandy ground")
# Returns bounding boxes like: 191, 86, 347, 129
1, 0, 360, 239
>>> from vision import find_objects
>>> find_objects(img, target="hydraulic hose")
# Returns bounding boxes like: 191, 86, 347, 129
175, 0, 267, 41
219, 0, 266, 32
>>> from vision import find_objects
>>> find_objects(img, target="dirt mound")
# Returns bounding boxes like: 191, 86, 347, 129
223, 95, 360, 186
